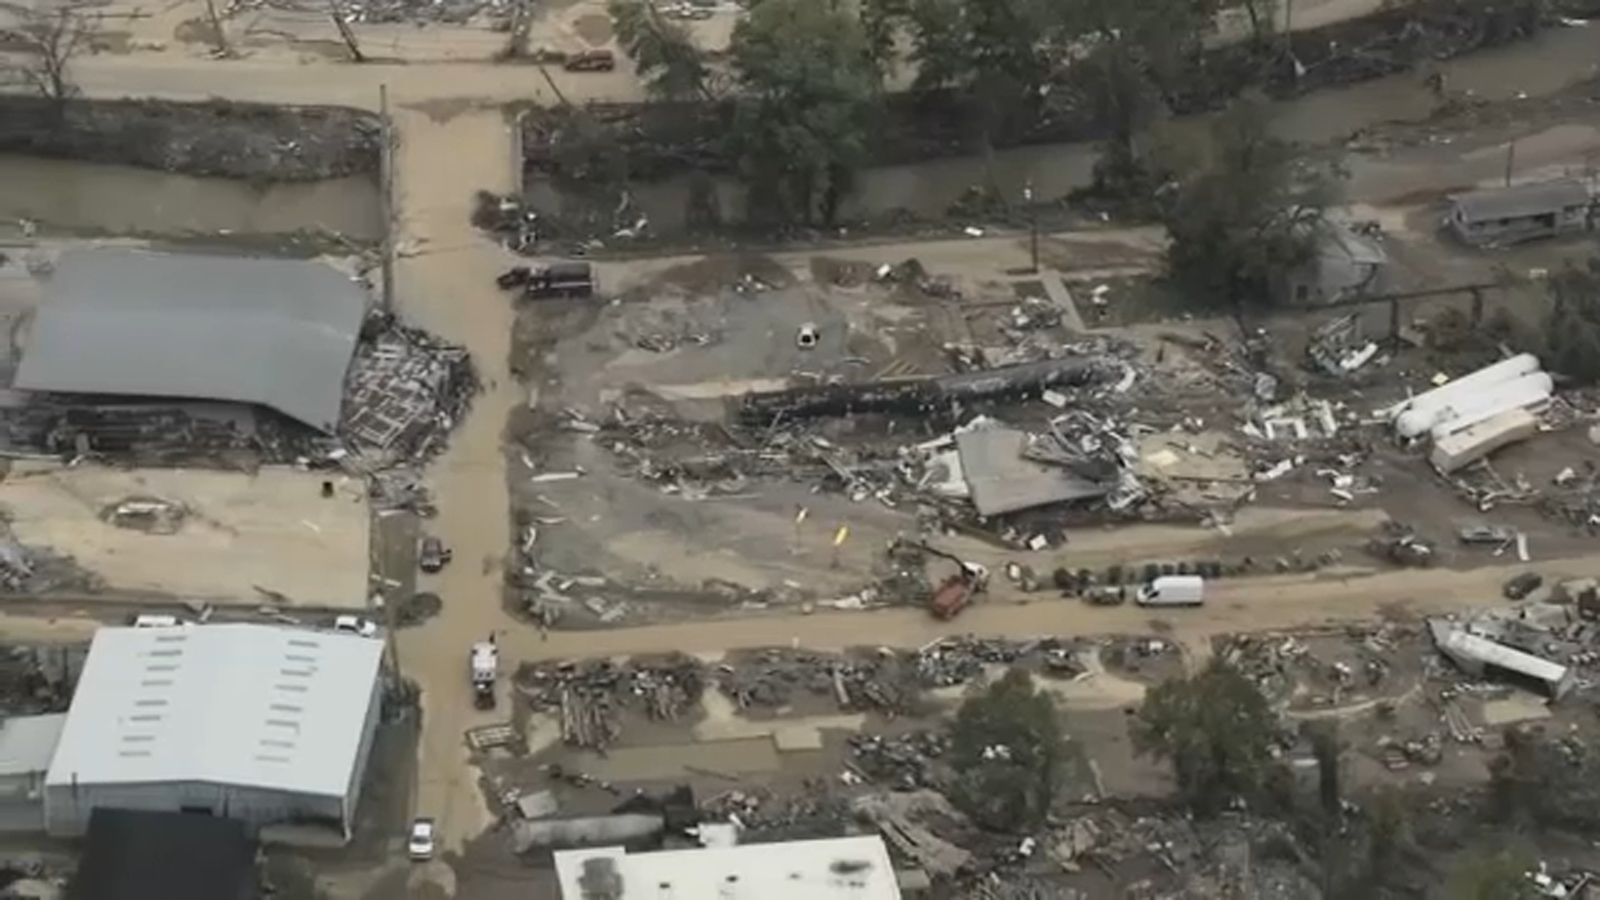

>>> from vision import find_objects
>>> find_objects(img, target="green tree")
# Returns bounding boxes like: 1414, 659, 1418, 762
947, 668, 1064, 832
1158, 96, 1341, 308
1074, 0, 1224, 195
858, 0, 906, 79
1542, 260, 1600, 385
1129, 657, 1284, 816
1449, 850, 1538, 900
608, 0, 713, 101
728, 0, 882, 226
902, 0, 1070, 152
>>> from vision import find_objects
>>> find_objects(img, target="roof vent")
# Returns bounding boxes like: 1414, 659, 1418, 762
578, 857, 623, 900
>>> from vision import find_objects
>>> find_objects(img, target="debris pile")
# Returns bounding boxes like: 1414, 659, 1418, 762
514, 655, 705, 750
718, 637, 1085, 713
847, 730, 948, 789
0, 523, 100, 595
341, 313, 480, 463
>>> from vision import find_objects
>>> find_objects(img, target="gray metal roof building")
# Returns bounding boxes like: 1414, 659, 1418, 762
43, 624, 385, 838
14, 248, 371, 433
1450, 178, 1591, 223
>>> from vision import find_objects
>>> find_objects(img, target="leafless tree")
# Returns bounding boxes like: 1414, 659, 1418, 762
328, 0, 365, 62
0, 2, 101, 105
202, 0, 234, 57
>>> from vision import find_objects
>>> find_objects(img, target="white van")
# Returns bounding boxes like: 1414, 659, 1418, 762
132, 614, 183, 628
1135, 575, 1205, 607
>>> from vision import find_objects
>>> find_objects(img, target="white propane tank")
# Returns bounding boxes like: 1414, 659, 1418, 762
1392, 353, 1541, 439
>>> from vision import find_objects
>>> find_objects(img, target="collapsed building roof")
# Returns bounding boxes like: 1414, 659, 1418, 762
14, 248, 370, 433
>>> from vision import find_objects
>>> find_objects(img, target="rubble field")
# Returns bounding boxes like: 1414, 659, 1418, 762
450, 609, 1600, 899
502, 247, 1600, 629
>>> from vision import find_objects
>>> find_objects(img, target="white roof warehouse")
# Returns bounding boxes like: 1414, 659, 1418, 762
553, 836, 903, 900
42, 624, 385, 838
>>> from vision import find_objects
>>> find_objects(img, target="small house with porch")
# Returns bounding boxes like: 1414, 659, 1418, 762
1447, 178, 1591, 247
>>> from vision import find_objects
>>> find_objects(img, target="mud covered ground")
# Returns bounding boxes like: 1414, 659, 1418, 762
520, 0, 1600, 184
0, 96, 381, 181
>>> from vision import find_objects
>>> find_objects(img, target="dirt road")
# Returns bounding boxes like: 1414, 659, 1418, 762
478, 555, 1585, 666
386, 105, 523, 852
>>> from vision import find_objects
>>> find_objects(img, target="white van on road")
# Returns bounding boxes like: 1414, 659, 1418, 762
1135, 575, 1205, 607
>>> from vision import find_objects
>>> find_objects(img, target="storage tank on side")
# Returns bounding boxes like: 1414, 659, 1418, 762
1428, 372, 1553, 442
1392, 353, 1541, 438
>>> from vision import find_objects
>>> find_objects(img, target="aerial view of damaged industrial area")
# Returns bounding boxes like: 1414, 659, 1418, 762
18, 1, 1600, 900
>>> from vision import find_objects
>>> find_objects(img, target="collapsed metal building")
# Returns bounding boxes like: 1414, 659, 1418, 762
15, 248, 370, 435
0, 246, 477, 464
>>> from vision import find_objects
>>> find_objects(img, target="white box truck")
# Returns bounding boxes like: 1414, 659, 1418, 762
1136, 575, 1205, 607
471, 638, 499, 709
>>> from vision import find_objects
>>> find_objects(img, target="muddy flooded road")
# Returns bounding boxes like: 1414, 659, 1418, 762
0, 154, 382, 242
527, 21, 1600, 232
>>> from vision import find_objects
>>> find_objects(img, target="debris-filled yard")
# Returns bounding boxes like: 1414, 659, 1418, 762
447, 598, 1600, 899
0, 240, 477, 612
500, 236, 1600, 629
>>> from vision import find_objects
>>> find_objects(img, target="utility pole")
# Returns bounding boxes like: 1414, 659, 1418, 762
1024, 180, 1039, 274
1504, 139, 1516, 188
379, 83, 395, 312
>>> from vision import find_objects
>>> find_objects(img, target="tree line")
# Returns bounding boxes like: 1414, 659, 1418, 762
608, 0, 1292, 226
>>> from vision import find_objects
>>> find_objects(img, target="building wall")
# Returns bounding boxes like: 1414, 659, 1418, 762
0, 773, 45, 832
1451, 203, 1590, 246
1284, 253, 1387, 306
43, 778, 343, 837
340, 669, 385, 835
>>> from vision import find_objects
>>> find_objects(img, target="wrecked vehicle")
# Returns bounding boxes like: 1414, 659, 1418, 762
420, 536, 453, 574
1503, 571, 1544, 601
497, 261, 595, 299
1082, 585, 1128, 606
563, 49, 616, 72
1457, 523, 1513, 545
929, 564, 989, 620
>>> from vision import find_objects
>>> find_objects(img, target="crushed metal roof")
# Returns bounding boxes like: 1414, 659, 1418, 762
1449, 178, 1591, 223
45, 624, 384, 797
14, 248, 370, 433
956, 425, 1111, 517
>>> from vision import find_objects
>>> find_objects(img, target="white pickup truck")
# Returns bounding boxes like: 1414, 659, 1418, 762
471, 638, 498, 709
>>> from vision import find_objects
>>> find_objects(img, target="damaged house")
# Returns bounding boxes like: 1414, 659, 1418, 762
1281, 220, 1391, 306
1446, 178, 1592, 247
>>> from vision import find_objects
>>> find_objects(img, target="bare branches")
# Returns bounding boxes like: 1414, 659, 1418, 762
0, 2, 100, 104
